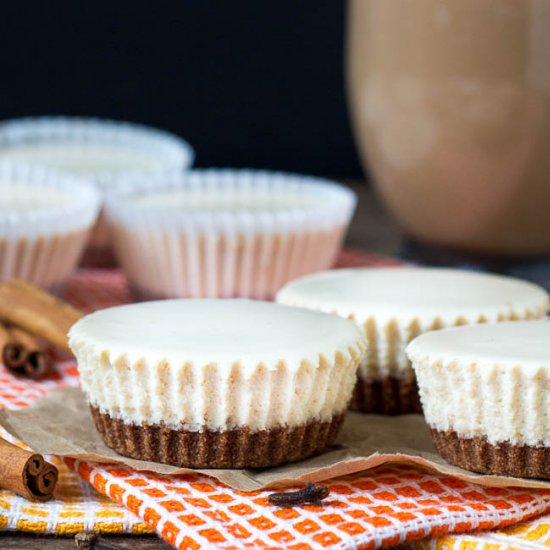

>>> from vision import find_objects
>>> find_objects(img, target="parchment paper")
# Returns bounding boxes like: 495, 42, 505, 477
1, 387, 548, 492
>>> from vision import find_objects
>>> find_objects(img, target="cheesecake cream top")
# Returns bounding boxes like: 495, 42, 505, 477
70, 299, 365, 430
0, 165, 101, 237
69, 298, 365, 372
276, 267, 549, 325
0, 182, 70, 212
406, 321, 550, 445
407, 320, 550, 371
0, 142, 163, 175
132, 187, 333, 213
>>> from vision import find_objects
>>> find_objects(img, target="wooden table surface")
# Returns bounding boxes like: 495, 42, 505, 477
1, 182, 403, 549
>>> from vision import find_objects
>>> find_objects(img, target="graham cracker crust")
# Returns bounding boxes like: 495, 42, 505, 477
350, 376, 422, 415
431, 428, 550, 479
91, 407, 346, 469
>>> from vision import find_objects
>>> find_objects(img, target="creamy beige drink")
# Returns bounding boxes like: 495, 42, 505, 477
347, 0, 550, 257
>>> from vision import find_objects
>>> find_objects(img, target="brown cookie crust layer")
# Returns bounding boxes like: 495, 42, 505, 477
91, 407, 346, 469
350, 375, 422, 415
431, 428, 550, 479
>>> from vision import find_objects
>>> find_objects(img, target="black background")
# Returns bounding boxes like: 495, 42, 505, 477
0, 1, 363, 179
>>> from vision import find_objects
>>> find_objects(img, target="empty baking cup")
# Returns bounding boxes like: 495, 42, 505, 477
0, 162, 101, 289
0, 116, 195, 266
105, 169, 357, 299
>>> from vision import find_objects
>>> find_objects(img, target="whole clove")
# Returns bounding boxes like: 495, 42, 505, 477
75, 531, 98, 549
268, 481, 330, 507
74, 530, 129, 549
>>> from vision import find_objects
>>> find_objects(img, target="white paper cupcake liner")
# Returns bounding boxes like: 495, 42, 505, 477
411, 351, 550, 447
276, 268, 549, 382
276, 267, 549, 414
71, 333, 364, 433
0, 162, 101, 288
407, 321, 550, 447
357, 305, 547, 383
105, 169, 357, 299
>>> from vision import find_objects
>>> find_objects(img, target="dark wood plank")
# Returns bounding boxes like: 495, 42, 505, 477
0, 533, 172, 549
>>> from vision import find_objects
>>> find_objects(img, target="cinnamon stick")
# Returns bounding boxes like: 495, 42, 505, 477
0, 437, 58, 501
7, 326, 50, 379
0, 324, 51, 379
0, 280, 83, 353
0, 324, 26, 370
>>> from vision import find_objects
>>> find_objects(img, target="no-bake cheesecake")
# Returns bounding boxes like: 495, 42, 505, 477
407, 320, 550, 478
277, 267, 549, 414
69, 299, 366, 468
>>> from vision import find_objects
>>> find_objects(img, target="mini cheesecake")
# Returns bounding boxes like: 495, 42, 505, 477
105, 169, 356, 299
276, 267, 549, 414
0, 116, 194, 266
407, 321, 550, 478
0, 117, 193, 183
69, 299, 365, 469
0, 163, 100, 288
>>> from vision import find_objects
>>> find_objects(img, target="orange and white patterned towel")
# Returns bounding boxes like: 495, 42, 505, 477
1, 251, 550, 549
66, 459, 550, 549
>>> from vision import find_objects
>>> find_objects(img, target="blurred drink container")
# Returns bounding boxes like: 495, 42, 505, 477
347, 0, 550, 257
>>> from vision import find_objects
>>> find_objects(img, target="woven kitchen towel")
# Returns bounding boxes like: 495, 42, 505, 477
0, 265, 149, 535
0, 444, 151, 535
1, 250, 549, 549
66, 458, 550, 549
410, 512, 550, 549
0, 363, 151, 535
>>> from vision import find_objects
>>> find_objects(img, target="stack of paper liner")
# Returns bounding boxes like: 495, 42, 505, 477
0, 387, 548, 491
